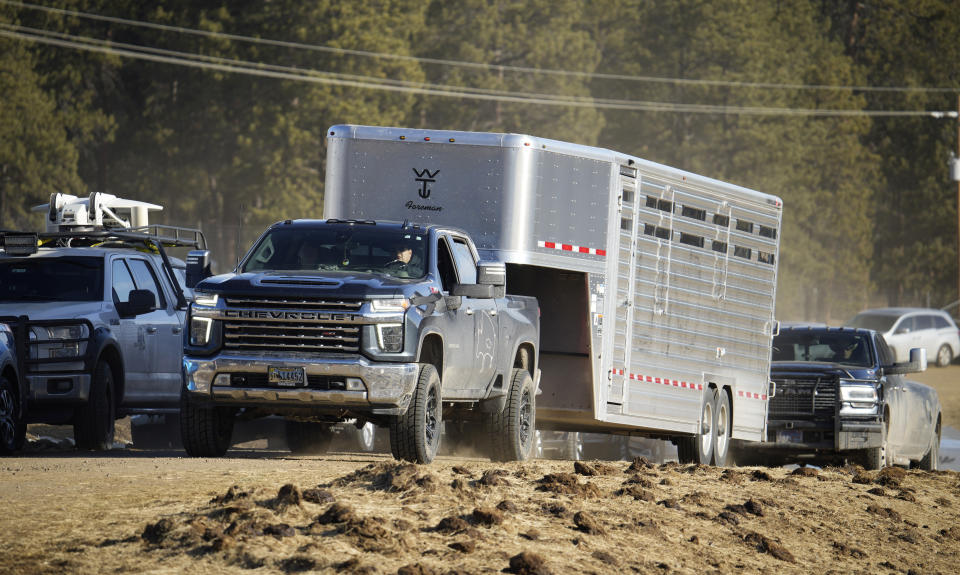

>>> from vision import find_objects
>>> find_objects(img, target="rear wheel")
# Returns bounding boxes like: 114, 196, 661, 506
712, 388, 732, 466
180, 392, 234, 457
936, 344, 953, 368
74, 361, 116, 450
286, 420, 333, 455
487, 368, 536, 462
677, 388, 715, 464
0, 374, 26, 454
390, 363, 441, 463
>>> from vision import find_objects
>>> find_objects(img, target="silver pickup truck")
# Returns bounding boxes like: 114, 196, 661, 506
0, 227, 204, 451
182, 219, 540, 464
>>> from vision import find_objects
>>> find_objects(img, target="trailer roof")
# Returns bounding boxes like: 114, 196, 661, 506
328, 124, 784, 208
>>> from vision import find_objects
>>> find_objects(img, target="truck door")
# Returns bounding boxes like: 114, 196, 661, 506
111, 258, 150, 401
436, 235, 499, 395
127, 257, 183, 403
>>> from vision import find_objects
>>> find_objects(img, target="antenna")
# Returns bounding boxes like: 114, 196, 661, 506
31, 192, 162, 232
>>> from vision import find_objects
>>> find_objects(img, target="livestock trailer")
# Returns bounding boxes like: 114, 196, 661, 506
324, 125, 782, 463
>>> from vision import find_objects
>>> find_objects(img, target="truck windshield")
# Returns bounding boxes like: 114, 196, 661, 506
772, 332, 873, 367
0, 257, 104, 302
242, 226, 428, 278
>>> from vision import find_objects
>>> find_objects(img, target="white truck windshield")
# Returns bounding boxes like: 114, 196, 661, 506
0, 257, 104, 302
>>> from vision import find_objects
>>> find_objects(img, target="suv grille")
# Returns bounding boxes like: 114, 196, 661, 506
769, 377, 837, 417
222, 297, 362, 353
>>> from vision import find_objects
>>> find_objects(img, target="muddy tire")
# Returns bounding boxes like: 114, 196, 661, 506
389, 363, 441, 464
74, 361, 116, 450
180, 392, 234, 457
286, 420, 333, 455
712, 388, 732, 466
487, 368, 536, 462
858, 442, 886, 470
0, 374, 25, 454
919, 420, 940, 471
677, 388, 715, 464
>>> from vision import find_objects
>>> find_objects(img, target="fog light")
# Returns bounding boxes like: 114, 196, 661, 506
213, 373, 231, 387
345, 377, 365, 391
376, 324, 403, 352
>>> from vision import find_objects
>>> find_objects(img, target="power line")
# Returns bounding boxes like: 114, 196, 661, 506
3, 0, 958, 95
1, 25, 956, 118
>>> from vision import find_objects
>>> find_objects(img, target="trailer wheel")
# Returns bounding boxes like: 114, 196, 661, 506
180, 391, 234, 457
389, 363, 441, 464
74, 361, 116, 450
0, 374, 26, 454
677, 389, 715, 464
712, 388, 732, 466
565, 432, 584, 461
487, 368, 536, 462
286, 420, 333, 455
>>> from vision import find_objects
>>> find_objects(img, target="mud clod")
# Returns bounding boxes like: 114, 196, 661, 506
573, 511, 606, 535
272, 484, 302, 509
317, 503, 357, 525
624, 474, 655, 489
279, 555, 316, 573
792, 467, 819, 478
592, 550, 618, 565
263, 523, 296, 538
744, 532, 796, 563
211, 485, 251, 505
833, 541, 868, 559
866, 505, 902, 522
867, 487, 887, 496
751, 470, 773, 482
449, 539, 476, 553
627, 456, 656, 471
142, 518, 174, 544
536, 473, 601, 498
478, 469, 510, 487
472, 507, 504, 527
507, 551, 553, 575
574, 461, 617, 476
658, 498, 682, 510
436, 516, 471, 534
617, 485, 656, 502
497, 500, 519, 513
717, 511, 740, 526
397, 563, 438, 575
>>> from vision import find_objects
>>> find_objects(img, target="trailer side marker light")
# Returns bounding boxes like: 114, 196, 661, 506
424, 137, 431, 141
400, 136, 406, 140
449, 138, 455, 142
524, 142, 530, 146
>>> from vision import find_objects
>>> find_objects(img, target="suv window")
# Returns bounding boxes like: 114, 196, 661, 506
128, 259, 166, 308
894, 316, 915, 334
934, 315, 952, 329
112, 260, 137, 305
0, 257, 103, 302
915, 315, 935, 330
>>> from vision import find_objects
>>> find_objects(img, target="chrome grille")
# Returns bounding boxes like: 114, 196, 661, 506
769, 377, 837, 417
222, 297, 362, 353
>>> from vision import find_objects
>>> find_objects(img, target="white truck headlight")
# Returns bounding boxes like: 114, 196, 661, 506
190, 316, 214, 346
376, 323, 404, 352
193, 292, 219, 307
370, 298, 409, 312
29, 324, 89, 359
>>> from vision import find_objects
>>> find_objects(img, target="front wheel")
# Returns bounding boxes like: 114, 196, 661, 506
180, 392, 234, 457
677, 388, 716, 464
487, 368, 536, 462
74, 361, 116, 450
936, 344, 953, 368
389, 363, 442, 464
919, 420, 940, 471
0, 374, 26, 454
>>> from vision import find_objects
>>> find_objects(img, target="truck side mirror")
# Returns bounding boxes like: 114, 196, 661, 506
452, 284, 495, 299
118, 289, 156, 317
477, 261, 506, 287
884, 347, 927, 374
186, 250, 212, 288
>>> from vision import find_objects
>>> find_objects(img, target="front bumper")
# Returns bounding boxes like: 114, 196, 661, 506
183, 352, 420, 415
752, 418, 884, 452
26, 372, 92, 403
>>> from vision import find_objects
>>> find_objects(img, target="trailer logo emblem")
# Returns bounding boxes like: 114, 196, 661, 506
413, 168, 440, 199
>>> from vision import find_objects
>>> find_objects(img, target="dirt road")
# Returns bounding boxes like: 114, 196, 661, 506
2, 365, 959, 574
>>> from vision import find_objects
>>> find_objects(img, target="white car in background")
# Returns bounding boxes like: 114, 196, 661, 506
847, 307, 960, 367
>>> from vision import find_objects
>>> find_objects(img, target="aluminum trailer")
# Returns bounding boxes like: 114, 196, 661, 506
324, 125, 782, 463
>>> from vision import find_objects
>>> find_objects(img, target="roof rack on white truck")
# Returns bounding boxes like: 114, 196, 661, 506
325, 124, 783, 465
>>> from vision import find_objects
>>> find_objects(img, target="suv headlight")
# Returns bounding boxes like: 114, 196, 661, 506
369, 298, 409, 312
193, 292, 219, 307
29, 324, 90, 359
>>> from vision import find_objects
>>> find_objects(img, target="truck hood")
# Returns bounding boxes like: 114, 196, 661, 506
0, 301, 107, 322
197, 271, 425, 299
771, 361, 879, 381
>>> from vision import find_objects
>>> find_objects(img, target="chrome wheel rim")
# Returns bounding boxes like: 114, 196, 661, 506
715, 398, 729, 460
700, 401, 714, 457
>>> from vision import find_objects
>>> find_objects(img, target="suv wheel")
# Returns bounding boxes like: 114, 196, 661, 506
936, 344, 953, 368
74, 361, 116, 450
180, 392, 234, 457
389, 363, 441, 464
487, 368, 536, 462
286, 420, 333, 455
0, 374, 25, 454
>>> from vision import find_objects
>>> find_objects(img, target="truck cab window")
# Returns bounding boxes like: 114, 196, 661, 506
450, 238, 477, 284
436, 239, 458, 293
112, 260, 136, 305
128, 259, 166, 308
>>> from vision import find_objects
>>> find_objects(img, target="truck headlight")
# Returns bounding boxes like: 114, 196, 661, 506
29, 324, 89, 359
376, 323, 404, 352
193, 292, 219, 307
370, 298, 409, 312
190, 316, 214, 346
840, 384, 879, 414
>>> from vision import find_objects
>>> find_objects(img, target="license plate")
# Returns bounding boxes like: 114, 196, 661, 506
268, 366, 306, 387
776, 430, 803, 444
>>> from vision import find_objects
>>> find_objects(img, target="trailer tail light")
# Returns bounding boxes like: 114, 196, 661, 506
399, 136, 406, 140
424, 137, 431, 141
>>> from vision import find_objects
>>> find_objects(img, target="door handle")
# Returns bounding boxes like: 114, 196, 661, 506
465, 308, 474, 316
146, 326, 158, 334
172, 326, 182, 334
488, 309, 497, 316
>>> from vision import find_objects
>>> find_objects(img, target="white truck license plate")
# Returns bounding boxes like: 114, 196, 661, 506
268, 366, 306, 387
